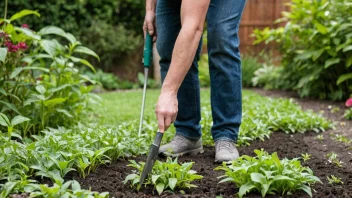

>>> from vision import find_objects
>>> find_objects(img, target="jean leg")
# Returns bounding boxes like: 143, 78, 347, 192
156, 0, 203, 139
206, 0, 246, 142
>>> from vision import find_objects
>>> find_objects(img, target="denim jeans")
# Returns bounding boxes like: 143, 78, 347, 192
156, 0, 246, 143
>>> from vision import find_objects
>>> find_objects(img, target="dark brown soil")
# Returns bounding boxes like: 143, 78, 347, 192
69, 89, 352, 198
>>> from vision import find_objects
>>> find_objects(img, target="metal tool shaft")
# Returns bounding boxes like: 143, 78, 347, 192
138, 67, 149, 137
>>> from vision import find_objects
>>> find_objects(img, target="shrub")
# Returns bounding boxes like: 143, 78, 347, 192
198, 54, 210, 87
215, 149, 322, 198
253, 0, 352, 100
0, 9, 99, 135
1, 0, 145, 70
124, 157, 203, 195
241, 56, 262, 87
85, 69, 120, 90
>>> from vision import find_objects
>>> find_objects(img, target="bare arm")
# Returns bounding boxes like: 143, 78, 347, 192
143, 0, 157, 40
156, 0, 210, 132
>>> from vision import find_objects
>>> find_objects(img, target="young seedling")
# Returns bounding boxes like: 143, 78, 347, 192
301, 153, 311, 162
124, 157, 203, 195
326, 152, 344, 168
331, 134, 352, 145
315, 134, 324, 142
327, 175, 344, 185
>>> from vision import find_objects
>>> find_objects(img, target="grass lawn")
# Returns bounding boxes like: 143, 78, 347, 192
93, 89, 210, 124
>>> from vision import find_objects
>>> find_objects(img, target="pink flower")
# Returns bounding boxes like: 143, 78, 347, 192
346, 98, 352, 108
21, 24, 29, 28
4, 41, 19, 53
17, 42, 28, 50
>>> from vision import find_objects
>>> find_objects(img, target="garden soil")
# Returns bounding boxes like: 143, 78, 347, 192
69, 89, 352, 198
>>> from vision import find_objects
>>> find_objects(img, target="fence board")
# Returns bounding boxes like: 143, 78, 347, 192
239, 0, 290, 57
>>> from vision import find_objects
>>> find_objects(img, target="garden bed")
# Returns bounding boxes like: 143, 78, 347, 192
68, 89, 352, 198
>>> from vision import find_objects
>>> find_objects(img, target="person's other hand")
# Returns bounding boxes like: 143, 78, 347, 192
143, 10, 157, 42
155, 90, 178, 133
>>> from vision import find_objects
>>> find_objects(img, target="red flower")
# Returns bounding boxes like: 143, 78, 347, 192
4, 41, 19, 52
346, 98, 352, 108
17, 42, 28, 50
21, 24, 29, 28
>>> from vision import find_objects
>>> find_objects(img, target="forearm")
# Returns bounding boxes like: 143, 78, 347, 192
162, 28, 203, 94
146, 0, 157, 12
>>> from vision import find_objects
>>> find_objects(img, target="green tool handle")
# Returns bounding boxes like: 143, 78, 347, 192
143, 33, 153, 68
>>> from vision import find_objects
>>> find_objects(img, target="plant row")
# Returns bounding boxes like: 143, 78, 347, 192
124, 150, 321, 197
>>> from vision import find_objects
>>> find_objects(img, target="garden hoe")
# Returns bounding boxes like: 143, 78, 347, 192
138, 33, 165, 185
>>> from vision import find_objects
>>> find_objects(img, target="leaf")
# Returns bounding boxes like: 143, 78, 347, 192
36, 85, 46, 95
250, 173, 266, 183
238, 182, 256, 198
313, 21, 327, 34
0, 47, 7, 62
0, 181, 18, 198
272, 175, 295, 181
218, 177, 235, 183
343, 45, 352, 52
337, 73, 352, 85
324, 58, 340, 68
156, 183, 165, 195
168, 178, 177, 190
41, 40, 57, 57
299, 185, 313, 197
69, 56, 96, 72
152, 175, 161, 184
64, 33, 77, 44
0, 113, 11, 127
0, 88, 7, 96
11, 115, 30, 126
43, 98, 67, 107
0, 101, 20, 114
38, 26, 66, 37
15, 27, 41, 40
10, 67, 50, 79
346, 56, 352, 68
73, 46, 100, 61
9, 10, 40, 21
124, 174, 138, 183
56, 109, 73, 118
71, 180, 81, 191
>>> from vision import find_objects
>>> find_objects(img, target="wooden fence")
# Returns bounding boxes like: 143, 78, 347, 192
239, 0, 290, 56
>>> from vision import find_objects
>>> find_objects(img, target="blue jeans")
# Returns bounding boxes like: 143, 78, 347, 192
156, 0, 246, 143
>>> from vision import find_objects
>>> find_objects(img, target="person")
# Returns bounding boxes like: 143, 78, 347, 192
143, 0, 246, 162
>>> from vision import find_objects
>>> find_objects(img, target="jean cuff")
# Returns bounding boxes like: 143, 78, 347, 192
176, 128, 202, 141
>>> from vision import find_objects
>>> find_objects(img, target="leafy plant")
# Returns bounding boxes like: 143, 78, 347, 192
0, 8, 100, 136
124, 157, 203, 195
215, 149, 321, 198
315, 134, 324, 142
241, 55, 262, 87
301, 153, 311, 162
198, 54, 210, 87
327, 175, 344, 185
253, 0, 352, 100
344, 109, 352, 120
85, 69, 120, 90
326, 152, 344, 167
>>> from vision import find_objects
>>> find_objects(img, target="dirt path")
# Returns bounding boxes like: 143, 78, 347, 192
71, 89, 352, 198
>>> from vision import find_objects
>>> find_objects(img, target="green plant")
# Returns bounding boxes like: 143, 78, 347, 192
344, 109, 352, 120
315, 134, 324, 142
124, 157, 203, 195
85, 69, 119, 90
0, 8, 100, 135
241, 55, 262, 87
1, 0, 145, 70
331, 134, 352, 145
326, 152, 344, 167
251, 64, 286, 90
215, 149, 321, 198
198, 54, 210, 87
327, 175, 344, 185
253, 0, 352, 100
137, 72, 159, 89
301, 153, 311, 162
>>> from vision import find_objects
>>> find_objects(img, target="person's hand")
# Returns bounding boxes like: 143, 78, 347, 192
143, 10, 157, 42
155, 90, 178, 133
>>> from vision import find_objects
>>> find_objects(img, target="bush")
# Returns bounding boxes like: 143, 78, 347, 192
215, 149, 321, 198
253, 0, 352, 100
1, 0, 145, 70
198, 54, 210, 87
0, 10, 99, 136
241, 56, 262, 87
85, 69, 120, 90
